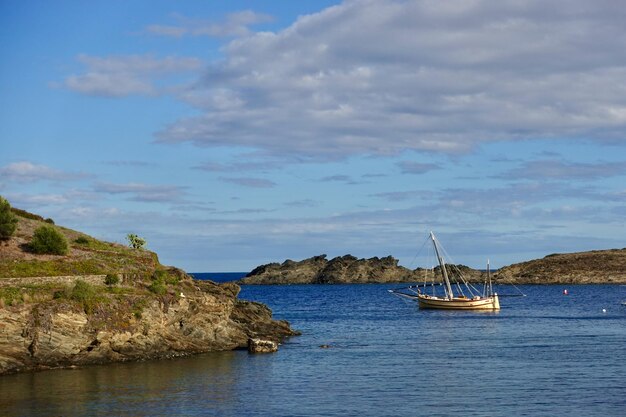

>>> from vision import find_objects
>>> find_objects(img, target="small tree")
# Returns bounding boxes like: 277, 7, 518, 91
0, 196, 18, 241
29, 225, 69, 255
126, 233, 147, 249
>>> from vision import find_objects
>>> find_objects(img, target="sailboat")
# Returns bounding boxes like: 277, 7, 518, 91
389, 232, 500, 310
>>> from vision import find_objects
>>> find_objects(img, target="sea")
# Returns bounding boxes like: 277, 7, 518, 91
1, 273, 625, 417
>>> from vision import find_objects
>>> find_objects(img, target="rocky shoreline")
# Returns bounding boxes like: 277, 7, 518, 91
0, 206, 299, 376
0, 273, 298, 376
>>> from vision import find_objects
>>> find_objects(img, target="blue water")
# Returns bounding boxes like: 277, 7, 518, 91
1, 284, 625, 416
190, 272, 247, 282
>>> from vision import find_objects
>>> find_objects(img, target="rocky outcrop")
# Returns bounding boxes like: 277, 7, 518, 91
239, 254, 482, 284
0, 205, 299, 375
494, 248, 626, 284
0, 277, 297, 375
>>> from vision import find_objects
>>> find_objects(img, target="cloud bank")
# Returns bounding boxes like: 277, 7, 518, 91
151, 0, 626, 160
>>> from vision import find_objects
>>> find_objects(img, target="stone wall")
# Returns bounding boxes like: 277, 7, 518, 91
0, 275, 106, 287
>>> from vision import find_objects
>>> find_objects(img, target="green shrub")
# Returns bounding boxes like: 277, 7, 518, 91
0, 287, 22, 306
29, 225, 69, 255
105, 274, 120, 286
0, 196, 18, 241
70, 280, 98, 314
148, 280, 167, 295
148, 270, 168, 295
45, 218, 55, 224
75, 236, 90, 245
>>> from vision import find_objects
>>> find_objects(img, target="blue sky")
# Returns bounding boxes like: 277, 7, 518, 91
1, 0, 625, 272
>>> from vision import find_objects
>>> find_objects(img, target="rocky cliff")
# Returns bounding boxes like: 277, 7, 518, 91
494, 248, 626, 284
0, 276, 295, 375
239, 254, 484, 284
0, 207, 298, 375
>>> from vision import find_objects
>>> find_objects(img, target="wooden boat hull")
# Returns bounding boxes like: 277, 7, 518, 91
417, 294, 500, 310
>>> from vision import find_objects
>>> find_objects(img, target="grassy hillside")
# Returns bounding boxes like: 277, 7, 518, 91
0, 208, 159, 278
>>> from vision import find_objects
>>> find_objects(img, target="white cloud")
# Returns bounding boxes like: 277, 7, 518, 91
64, 54, 202, 97
155, 0, 626, 159
146, 10, 274, 38
0, 161, 88, 183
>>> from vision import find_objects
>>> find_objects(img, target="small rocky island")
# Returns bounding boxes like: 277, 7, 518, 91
238, 254, 483, 284
241, 249, 626, 285
0, 204, 298, 375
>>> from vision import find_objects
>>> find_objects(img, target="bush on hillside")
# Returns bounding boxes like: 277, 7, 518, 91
0, 196, 18, 241
126, 233, 147, 250
70, 280, 100, 314
29, 225, 69, 255
75, 236, 90, 245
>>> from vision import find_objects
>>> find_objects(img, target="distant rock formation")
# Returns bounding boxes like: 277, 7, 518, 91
241, 247, 626, 286
494, 248, 626, 284
239, 254, 483, 284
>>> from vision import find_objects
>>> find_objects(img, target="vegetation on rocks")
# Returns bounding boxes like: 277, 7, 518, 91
0, 202, 299, 376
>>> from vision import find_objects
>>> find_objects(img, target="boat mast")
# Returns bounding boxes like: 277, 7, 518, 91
430, 232, 454, 299
487, 259, 493, 296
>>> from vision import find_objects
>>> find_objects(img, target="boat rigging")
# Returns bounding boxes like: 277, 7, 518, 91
389, 232, 501, 310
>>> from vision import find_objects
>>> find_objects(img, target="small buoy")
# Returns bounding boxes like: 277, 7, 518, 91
563, 289, 568, 295
602, 309, 607, 313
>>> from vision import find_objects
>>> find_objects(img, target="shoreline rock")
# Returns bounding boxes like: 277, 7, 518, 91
248, 338, 279, 353
0, 206, 300, 376
0, 276, 299, 376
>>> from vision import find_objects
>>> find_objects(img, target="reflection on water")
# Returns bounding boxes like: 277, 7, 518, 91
0, 351, 248, 416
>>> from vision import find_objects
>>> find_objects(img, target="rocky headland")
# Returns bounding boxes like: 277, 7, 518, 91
0, 206, 298, 376
493, 248, 626, 284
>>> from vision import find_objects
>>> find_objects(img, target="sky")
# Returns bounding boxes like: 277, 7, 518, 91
1, 0, 625, 272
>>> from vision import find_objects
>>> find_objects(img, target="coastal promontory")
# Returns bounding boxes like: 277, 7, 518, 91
0, 206, 298, 375
494, 248, 626, 284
